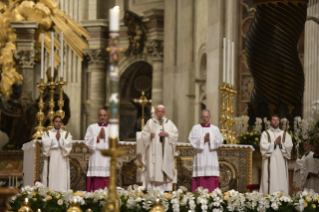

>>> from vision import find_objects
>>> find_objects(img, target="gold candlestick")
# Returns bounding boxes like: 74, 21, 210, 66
100, 138, 126, 212
46, 79, 56, 130
32, 79, 46, 140
219, 82, 227, 141
133, 92, 152, 131
228, 86, 238, 144
55, 77, 67, 130
224, 84, 231, 143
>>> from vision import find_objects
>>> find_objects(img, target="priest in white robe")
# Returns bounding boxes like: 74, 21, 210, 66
188, 109, 223, 192
293, 140, 313, 191
141, 105, 178, 191
85, 109, 111, 192
42, 116, 73, 191
259, 115, 293, 195
301, 141, 319, 192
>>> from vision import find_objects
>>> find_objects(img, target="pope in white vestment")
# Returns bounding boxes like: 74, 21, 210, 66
188, 109, 223, 192
141, 105, 178, 191
293, 140, 313, 191
85, 109, 111, 192
259, 116, 293, 195
42, 116, 73, 191
301, 141, 319, 192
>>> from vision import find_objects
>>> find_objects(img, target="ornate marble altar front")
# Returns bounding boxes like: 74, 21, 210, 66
22, 141, 253, 192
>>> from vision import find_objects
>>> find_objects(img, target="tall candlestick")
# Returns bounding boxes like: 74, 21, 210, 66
109, 6, 120, 31
231, 42, 235, 86
41, 34, 44, 79
227, 40, 231, 84
60, 32, 63, 78
223, 38, 226, 82
51, 32, 54, 78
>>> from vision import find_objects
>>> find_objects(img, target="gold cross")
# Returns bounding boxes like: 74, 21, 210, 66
133, 92, 152, 130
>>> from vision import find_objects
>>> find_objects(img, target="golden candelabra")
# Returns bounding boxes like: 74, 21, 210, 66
133, 91, 152, 131
46, 78, 56, 130
32, 79, 46, 140
100, 138, 126, 212
56, 77, 67, 130
219, 83, 238, 144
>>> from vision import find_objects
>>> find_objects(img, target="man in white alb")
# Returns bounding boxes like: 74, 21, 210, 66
141, 105, 179, 191
301, 140, 319, 192
259, 115, 293, 195
85, 109, 110, 192
42, 116, 73, 191
293, 139, 313, 191
189, 109, 223, 192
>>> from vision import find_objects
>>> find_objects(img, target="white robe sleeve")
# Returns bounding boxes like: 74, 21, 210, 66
60, 132, 73, 156
166, 121, 179, 145
209, 127, 223, 150
281, 132, 293, 160
141, 119, 153, 149
300, 157, 310, 187
188, 125, 204, 150
42, 131, 53, 157
85, 125, 98, 152
260, 131, 272, 159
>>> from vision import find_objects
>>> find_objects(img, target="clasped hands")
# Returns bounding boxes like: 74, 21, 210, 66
150, 132, 169, 139
99, 128, 106, 139
308, 172, 319, 178
204, 133, 210, 142
56, 130, 61, 140
274, 135, 282, 146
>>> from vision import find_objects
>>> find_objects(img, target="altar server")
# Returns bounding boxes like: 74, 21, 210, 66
85, 109, 111, 192
42, 116, 73, 191
189, 109, 223, 192
141, 105, 178, 191
259, 115, 293, 195
301, 140, 319, 192
293, 140, 313, 191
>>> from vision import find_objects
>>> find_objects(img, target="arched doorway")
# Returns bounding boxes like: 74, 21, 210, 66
119, 61, 153, 140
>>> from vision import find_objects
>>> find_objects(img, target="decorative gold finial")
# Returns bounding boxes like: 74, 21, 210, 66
150, 199, 165, 212
133, 91, 152, 130
18, 198, 33, 212
66, 199, 82, 212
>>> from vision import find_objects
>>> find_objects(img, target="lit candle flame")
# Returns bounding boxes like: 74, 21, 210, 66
25, 198, 28, 203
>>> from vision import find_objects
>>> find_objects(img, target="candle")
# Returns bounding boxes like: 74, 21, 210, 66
60, 32, 63, 78
223, 38, 226, 83
109, 6, 120, 31
231, 42, 235, 86
41, 34, 44, 79
227, 40, 231, 85
51, 32, 54, 78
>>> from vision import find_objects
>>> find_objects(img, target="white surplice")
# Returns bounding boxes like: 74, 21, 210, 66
300, 154, 319, 193
141, 116, 178, 191
293, 151, 313, 191
188, 124, 223, 177
42, 129, 73, 191
259, 128, 293, 195
85, 123, 110, 177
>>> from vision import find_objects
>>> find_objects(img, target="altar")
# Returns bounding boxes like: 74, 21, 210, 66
22, 140, 254, 192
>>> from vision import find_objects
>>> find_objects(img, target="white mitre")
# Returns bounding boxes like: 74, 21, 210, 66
156, 105, 165, 109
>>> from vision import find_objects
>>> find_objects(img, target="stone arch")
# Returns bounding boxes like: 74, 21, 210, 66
119, 59, 153, 140
194, 44, 207, 123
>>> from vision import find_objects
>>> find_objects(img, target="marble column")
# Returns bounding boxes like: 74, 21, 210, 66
82, 20, 108, 126
304, 0, 319, 118
11, 21, 39, 100
144, 9, 164, 107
